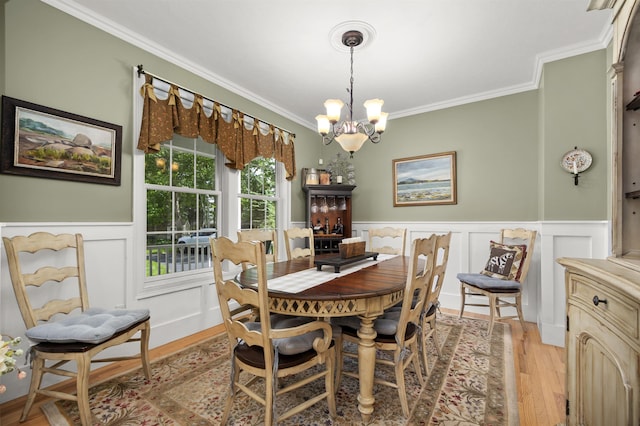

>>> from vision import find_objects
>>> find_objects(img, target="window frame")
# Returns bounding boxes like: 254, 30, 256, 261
132, 71, 290, 298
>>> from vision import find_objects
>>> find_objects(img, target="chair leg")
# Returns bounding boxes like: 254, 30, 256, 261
325, 347, 337, 417
332, 328, 343, 391
76, 356, 93, 426
140, 322, 152, 379
430, 317, 442, 357
265, 366, 275, 426
20, 356, 45, 422
419, 318, 430, 377
395, 350, 410, 417
411, 342, 424, 387
221, 360, 240, 425
515, 294, 526, 333
487, 295, 497, 336
459, 283, 467, 318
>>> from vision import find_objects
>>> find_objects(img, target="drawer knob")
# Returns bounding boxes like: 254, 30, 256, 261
592, 295, 608, 306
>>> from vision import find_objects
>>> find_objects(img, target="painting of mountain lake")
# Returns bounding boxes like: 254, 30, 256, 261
393, 151, 457, 206
1, 96, 121, 185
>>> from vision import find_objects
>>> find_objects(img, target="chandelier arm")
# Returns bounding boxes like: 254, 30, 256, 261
322, 134, 335, 146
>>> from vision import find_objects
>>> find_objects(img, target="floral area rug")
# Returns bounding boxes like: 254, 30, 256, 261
42, 314, 519, 425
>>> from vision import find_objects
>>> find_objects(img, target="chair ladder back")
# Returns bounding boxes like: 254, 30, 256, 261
284, 227, 315, 260
426, 232, 452, 308
368, 227, 407, 256
395, 235, 437, 338
212, 237, 271, 347
237, 229, 278, 269
3, 232, 90, 328
501, 228, 537, 284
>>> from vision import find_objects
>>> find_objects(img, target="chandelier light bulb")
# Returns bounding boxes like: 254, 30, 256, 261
324, 99, 344, 123
315, 115, 330, 135
375, 112, 388, 133
363, 99, 384, 124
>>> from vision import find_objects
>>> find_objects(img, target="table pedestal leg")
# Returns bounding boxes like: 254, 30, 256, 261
357, 315, 377, 423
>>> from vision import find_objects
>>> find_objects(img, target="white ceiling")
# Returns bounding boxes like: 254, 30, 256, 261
43, 0, 613, 131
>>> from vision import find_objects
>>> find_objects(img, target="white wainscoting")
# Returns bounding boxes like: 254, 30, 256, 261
350, 220, 609, 347
0, 220, 607, 402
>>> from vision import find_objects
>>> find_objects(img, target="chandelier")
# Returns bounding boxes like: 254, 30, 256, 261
316, 30, 387, 158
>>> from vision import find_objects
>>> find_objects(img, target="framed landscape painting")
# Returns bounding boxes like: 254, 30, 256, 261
392, 151, 457, 206
1, 96, 122, 185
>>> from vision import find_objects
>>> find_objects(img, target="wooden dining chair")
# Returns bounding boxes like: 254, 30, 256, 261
284, 227, 315, 260
2, 232, 151, 426
334, 235, 437, 416
368, 227, 407, 256
457, 228, 537, 335
237, 229, 278, 269
211, 237, 337, 425
419, 231, 451, 374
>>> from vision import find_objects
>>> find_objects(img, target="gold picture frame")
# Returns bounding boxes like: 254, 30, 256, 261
1, 96, 122, 185
392, 151, 457, 206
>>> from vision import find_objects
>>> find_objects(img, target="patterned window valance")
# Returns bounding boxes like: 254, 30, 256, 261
136, 72, 296, 180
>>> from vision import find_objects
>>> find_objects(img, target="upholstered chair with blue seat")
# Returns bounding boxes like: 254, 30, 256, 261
457, 228, 537, 335
2, 232, 151, 426
211, 237, 336, 425
333, 235, 437, 417
383, 232, 451, 376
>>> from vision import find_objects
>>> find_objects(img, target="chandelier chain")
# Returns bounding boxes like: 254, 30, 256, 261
348, 45, 354, 123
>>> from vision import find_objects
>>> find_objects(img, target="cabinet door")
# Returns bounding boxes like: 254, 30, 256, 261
567, 307, 638, 425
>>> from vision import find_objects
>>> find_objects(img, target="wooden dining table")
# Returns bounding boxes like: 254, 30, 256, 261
235, 254, 410, 423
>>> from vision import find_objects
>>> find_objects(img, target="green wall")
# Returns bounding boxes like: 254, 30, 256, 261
539, 50, 608, 220
2, 0, 608, 224
312, 51, 608, 222
1, 0, 317, 222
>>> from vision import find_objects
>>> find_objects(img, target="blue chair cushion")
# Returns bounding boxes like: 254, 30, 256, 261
25, 307, 150, 345
332, 315, 399, 336
245, 316, 323, 356
457, 272, 521, 291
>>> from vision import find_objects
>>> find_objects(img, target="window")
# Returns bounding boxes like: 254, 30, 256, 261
144, 135, 219, 277
239, 157, 277, 231
133, 71, 290, 294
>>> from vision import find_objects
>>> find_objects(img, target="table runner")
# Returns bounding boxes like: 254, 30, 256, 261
266, 254, 397, 293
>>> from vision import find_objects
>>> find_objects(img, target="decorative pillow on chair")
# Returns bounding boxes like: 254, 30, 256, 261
480, 241, 527, 280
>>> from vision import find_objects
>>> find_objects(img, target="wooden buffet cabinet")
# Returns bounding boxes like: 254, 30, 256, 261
557, 1, 640, 425
557, 258, 640, 425
303, 184, 354, 254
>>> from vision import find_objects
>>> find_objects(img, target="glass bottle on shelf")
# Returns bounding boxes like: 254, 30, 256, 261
333, 217, 343, 235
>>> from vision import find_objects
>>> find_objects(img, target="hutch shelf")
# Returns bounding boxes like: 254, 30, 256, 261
303, 184, 355, 254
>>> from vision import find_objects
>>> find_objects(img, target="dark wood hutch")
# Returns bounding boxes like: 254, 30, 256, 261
303, 184, 355, 254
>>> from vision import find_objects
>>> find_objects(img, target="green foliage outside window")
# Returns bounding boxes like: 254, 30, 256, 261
240, 157, 276, 230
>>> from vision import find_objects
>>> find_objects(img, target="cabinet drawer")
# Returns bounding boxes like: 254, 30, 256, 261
568, 273, 640, 341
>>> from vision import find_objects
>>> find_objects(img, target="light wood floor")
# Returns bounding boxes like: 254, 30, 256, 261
0, 310, 565, 425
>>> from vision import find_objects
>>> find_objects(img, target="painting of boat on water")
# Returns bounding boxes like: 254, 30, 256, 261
393, 151, 457, 206
1, 96, 121, 185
